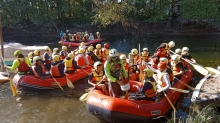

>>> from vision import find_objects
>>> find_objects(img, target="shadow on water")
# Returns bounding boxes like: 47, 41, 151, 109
2, 33, 220, 122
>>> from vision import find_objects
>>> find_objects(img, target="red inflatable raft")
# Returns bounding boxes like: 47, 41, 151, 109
86, 66, 193, 122
13, 66, 93, 90
59, 39, 101, 47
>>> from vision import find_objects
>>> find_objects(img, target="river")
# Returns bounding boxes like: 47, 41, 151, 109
1, 33, 220, 123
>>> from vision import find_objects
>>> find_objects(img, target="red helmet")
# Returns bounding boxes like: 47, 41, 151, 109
104, 43, 109, 48
157, 61, 167, 70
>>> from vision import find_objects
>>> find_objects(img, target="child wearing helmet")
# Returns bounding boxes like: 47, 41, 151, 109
64, 53, 81, 73
43, 46, 52, 70
171, 55, 184, 82
181, 47, 196, 65
102, 43, 110, 59
139, 48, 151, 69
95, 32, 101, 39
104, 48, 128, 98
50, 55, 65, 77
88, 61, 108, 95
86, 46, 102, 65
94, 44, 103, 59
135, 69, 157, 100
131, 48, 140, 62
28, 52, 34, 64
120, 54, 129, 70
60, 46, 68, 60
32, 56, 50, 79
128, 52, 137, 66
52, 48, 59, 58
74, 48, 89, 68
5, 50, 32, 75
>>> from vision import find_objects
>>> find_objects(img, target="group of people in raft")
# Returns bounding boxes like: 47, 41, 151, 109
4, 40, 196, 102
60, 30, 101, 42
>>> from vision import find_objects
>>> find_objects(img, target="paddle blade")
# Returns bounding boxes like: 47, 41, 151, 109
205, 67, 220, 76
9, 78, 18, 96
192, 64, 209, 76
79, 93, 89, 101
66, 77, 74, 89
169, 87, 189, 93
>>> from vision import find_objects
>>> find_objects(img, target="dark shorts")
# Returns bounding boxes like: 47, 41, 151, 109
108, 82, 123, 98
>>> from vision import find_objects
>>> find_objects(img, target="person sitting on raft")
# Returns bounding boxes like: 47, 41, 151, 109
171, 55, 184, 85
5, 50, 32, 75
64, 53, 81, 74
88, 61, 108, 95
181, 47, 196, 68
32, 56, 51, 79
50, 55, 65, 78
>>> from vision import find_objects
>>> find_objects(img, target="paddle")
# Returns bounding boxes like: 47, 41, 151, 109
79, 77, 105, 101
81, 68, 91, 75
51, 76, 63, 91
169, 50, 209, 76
163, 91, 177, 112
146, 64, 194, 91
138, 43, 143, 82
66, 76, 74, 89
123, 68, 129, 100
0, 53, 18, 96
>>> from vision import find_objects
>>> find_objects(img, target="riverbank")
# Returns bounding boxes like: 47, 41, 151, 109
2, 22, 219, 39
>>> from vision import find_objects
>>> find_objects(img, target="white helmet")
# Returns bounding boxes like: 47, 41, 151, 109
120, 83, 130, 91
168, 41, 175, 48
93, 61, 102, 70
175, 48, 182, 54
109, 49, 118, 57
171, 55, 180, 61
143, 48, 148, 51
68, 53, 74, 58
159, 57, 168, 64
33, 56, 42, 64
182, 47, 189, 51
120, 54, 126, 59
62, 46, 67, 50
53, 48, 59, 53
131, 49, 138, 55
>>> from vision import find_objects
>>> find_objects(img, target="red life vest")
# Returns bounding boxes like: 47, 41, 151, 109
156, 48, 168, 58
87, 55, 93, 65
50, 64, 60, 77
17, 58, 30, 72
32, 65, 47, 78
77, 55, 86, 67
144, 80, 156, 98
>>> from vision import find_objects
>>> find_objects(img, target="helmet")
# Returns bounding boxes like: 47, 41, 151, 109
104, 43, 109, 48
14, 50, 22, 56
88, 46, 94, 52
182, 47, 189, 51
120, 54, 126, 59
159, 57, 168, 64
158, 62, 167, 70
53, 55, 60, 62
131, 49, 138, 55
45, 46, 51, 51
34, 50, 40, 56
171, 55, 180, 61
93, 61, 102, 69
143, 48, 148, 51
28, 52, 34, 59
143, 68, 154, 77
175, 48, 182, 54
67, 53, 74, 58
79, 48, 85, 54
120, 83, 130, 91
109, 49, 118, 57
33, 56, 41, 64
168, 41, 175, 48
96, 44, 101, 49
63, 33, 66, 36
62, 46, 67, 50
80, 42, 85, 46
66, 30, 69, 32
53, 48, 59, 53
96, 32, 99, 34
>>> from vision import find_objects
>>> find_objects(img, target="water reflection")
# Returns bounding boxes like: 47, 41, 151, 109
1, 34, 220, 123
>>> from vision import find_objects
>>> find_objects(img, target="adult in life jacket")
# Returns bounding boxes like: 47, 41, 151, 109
94, 44, 103, 59
32, 56, 50, 79
153, 62, 171, 102
52, 48, 59, 58
64, 53, 81, 74
171, 55, 184, 84
102, 43, 110, 59
74, 48, 89, 68
159, 57, 174, 82
60, 46, 68, 61
119, 54, 129, 71
136, 68, 157, 100
95, 32, 101, 39
5, 50, 32, 75
88, 61, 108, 95
43, 46, 52, 71
50, 55, 65, 77
181, 47, 196, 69
28, 52, 34, 64
104, 49, 128, 98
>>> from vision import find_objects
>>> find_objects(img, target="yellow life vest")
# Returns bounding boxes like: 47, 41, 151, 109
92, 70, 104, 84
64, 58, 74, 70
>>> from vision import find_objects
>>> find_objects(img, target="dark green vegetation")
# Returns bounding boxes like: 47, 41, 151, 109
1, 0, 220, 32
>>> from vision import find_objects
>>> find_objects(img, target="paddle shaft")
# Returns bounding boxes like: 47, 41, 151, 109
66, 76, 74, 89
163, 91, 177, 112
51, 76, 64, 91
174, 77, 195, 91
138, 43, 143, 82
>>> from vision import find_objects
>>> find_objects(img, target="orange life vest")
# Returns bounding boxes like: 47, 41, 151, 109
50, 64, 60, 77
32, 65, 47, 78
123, 62, 129, 70
94, 49, 102, 58
17, 58, 30, 72
144, 80, 157, 98
158, 73, 168, 87
87, 55, 93, 65
77, 55, 86, 67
